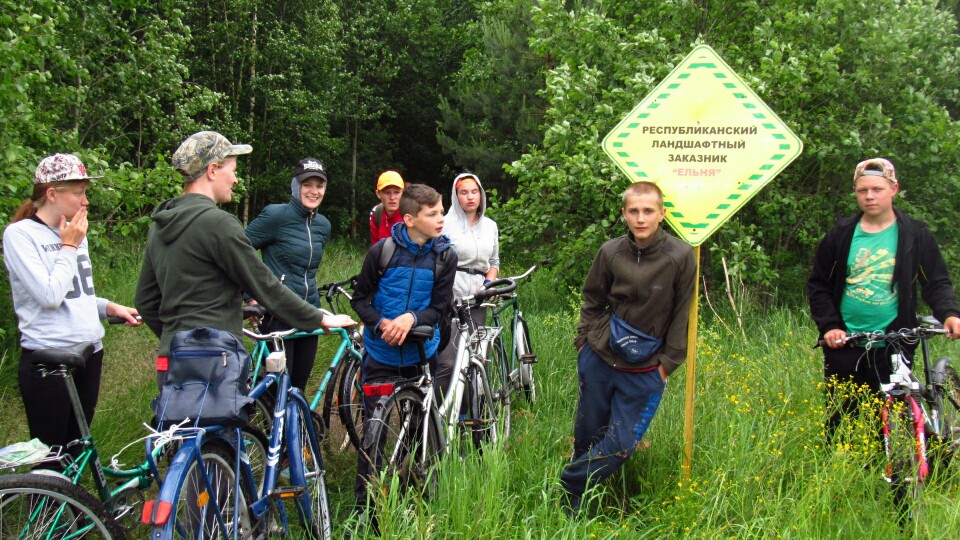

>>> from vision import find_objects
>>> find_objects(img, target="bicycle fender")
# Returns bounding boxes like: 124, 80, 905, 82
142, 438, 202, 526
931, 357, 952, 386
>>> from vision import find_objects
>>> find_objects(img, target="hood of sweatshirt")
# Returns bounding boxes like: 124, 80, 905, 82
150, 193, 220, 244
446, 172, 486, 234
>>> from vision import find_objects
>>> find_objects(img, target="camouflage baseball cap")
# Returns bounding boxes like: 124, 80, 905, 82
172, 131, 252, 180
854, 157, 897, 185
34, 154, 102, 184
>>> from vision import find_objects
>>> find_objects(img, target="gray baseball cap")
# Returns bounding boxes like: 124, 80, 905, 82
172, 131, 252, 180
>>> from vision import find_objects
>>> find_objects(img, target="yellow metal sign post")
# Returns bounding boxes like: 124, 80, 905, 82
602, 44, 802, 480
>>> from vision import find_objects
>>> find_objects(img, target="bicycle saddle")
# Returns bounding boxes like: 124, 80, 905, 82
30, 342, 95, 369
407, 325, 435, 343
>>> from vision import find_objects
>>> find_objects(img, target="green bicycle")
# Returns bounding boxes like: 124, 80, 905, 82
484, 259, 549, 436
0, 332, 162, 539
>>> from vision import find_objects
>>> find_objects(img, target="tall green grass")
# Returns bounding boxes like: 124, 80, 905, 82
2, 239, 959, 539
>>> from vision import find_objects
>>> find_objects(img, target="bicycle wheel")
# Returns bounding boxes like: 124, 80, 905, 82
241, 426, 269, 495
319, 359, 345, 454
169, 438, 257, 539
336, 353, 364, 451
367, 388, 445, 499
248, 393, 275, 440
515, 314, 537, 404
937, 365, 960, 445
0, 472, 124, 539
883, 396, 926, 522
287, 404, 332, 540
464, 364, 499, 448
486, 335, 512, 439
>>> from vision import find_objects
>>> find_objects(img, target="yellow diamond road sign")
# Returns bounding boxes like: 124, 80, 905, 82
603, 44, 803, 246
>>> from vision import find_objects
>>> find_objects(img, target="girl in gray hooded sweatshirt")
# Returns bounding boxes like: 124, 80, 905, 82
436, 172, 500, 395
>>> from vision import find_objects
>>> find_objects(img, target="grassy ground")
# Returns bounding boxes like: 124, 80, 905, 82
2, 238, 959, 538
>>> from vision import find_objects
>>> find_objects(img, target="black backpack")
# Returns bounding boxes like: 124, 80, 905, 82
377, 238, 453, 351
371, 203, 384, 227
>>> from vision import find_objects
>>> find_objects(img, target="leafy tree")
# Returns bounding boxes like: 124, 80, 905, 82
437, 0, 547, 197
331, 0, 473, 237
0, 0, 75, 228
180, 0, 346, 225
498, 0, 960, 299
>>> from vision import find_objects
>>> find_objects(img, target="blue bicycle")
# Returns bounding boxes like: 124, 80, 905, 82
142, 322, 334, 539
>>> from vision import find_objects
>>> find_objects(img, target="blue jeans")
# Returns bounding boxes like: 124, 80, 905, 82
560, 344, 666, 504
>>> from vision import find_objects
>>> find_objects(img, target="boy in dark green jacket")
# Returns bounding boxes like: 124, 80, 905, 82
561, 181, 696, 514
135, 132, 349, 361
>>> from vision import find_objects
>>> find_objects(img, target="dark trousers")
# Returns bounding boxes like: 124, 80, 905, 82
354, 352, 437, 505
263, 316, 319, 392
560, 345, 665, 508
823, 344, 906, 443
435, 305, 486, 399
19, 347, 104, 456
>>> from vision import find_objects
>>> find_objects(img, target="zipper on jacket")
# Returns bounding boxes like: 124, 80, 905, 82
304, 213, 313, 301
400, 248, 425, 366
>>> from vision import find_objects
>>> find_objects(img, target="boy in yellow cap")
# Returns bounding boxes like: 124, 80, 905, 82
369, 170, 404, 244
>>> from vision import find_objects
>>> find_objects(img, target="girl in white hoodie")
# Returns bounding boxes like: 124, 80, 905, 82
436, 172, 500, 394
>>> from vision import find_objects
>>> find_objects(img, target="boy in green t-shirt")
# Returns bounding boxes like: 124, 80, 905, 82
807, 157, 960, 441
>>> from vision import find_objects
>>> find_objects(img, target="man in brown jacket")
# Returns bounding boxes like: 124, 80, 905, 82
560, 181, 696, 513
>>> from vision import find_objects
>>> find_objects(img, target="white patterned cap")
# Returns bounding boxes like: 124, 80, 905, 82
854, 157, 897, 185
34, 154, 102, 184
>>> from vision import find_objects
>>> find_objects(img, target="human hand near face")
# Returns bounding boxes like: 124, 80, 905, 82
60, 207, 88, 248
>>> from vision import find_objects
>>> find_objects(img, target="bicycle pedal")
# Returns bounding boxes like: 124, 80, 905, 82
269, 485, 305, 499
520, 354, 537, 364
461, 419, 494, 427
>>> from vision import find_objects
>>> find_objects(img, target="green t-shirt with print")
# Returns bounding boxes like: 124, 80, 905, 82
840, 221, 899, 333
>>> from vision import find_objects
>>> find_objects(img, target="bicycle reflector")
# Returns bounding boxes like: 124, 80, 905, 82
142, 499, 173, 526
363, 383, 395, 397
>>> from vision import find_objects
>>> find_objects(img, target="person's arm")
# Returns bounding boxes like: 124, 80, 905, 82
574, 247, 611, 351
350, 241, 387, 330
369, 208, 378, 246
135, 237, 164, 338
807, 228, 845, 337
917, 226, 960, 325
409, 249, 458, 328
208, 213, 324, 331
657, 247, 697, 376
2, 225, 79, 309
244, 205, 277, 250
486, 220, 500, 281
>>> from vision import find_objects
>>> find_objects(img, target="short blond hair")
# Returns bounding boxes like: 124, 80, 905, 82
622, 181, 664, 209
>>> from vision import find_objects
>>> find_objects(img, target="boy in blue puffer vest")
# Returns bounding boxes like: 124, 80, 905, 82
350, 183, 457, 518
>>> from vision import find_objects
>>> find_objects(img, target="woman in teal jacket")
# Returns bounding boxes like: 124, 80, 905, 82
245, 157, 331, 391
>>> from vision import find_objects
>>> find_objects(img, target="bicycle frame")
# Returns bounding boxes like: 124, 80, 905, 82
23, 364, 162, 521
248, 327, 362, 412
147, 328, 330, 538
489, 294, 525, 385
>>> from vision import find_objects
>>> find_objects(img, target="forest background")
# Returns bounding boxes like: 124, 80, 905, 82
3, 0, 960, 385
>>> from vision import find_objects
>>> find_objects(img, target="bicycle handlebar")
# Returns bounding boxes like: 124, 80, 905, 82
243, 327, 299, 341
106, 315, 142, 325
815, 325, 948, 348
475, 278, 517, 301
322, 275, 357, 300
504, 258, 551, 282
